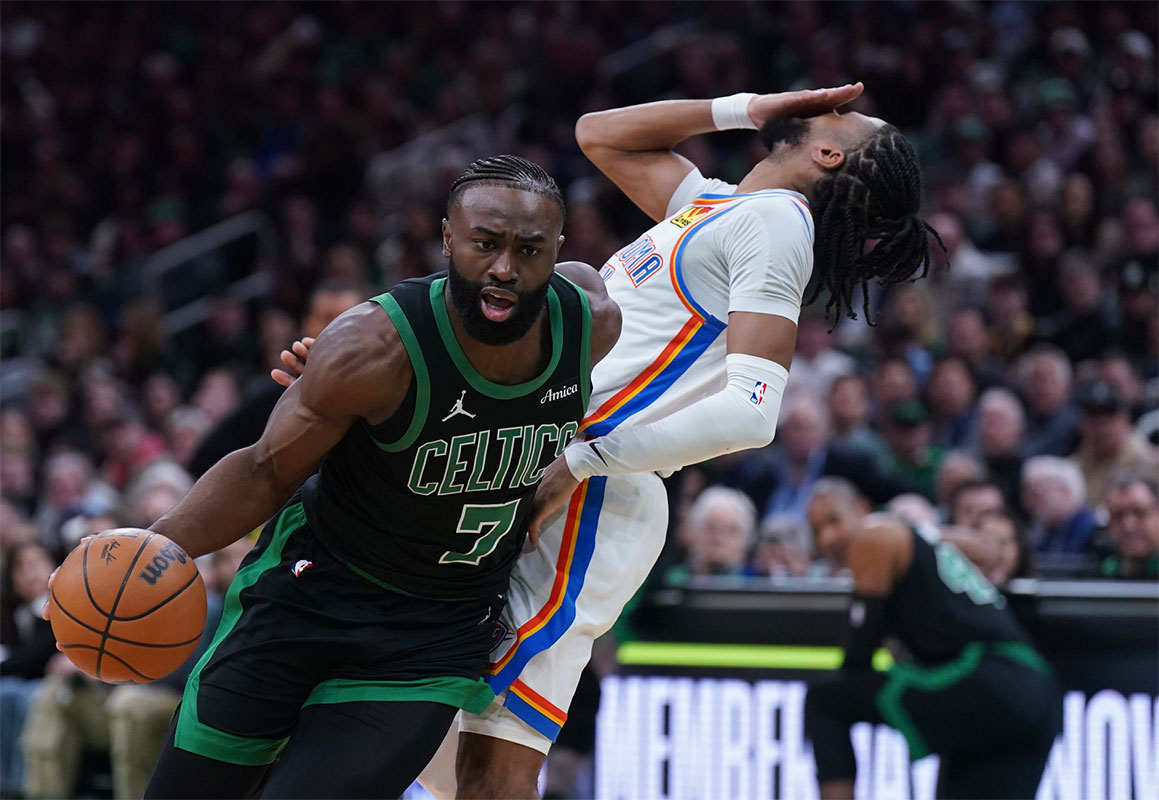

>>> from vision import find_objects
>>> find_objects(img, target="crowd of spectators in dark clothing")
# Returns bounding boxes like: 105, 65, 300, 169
0, 2, 1156, 795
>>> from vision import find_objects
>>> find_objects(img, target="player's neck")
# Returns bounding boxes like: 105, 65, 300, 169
447, 306, 551, 385
736, 159, 813, 203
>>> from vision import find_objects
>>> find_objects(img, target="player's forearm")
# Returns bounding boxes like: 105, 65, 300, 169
567, 354, 788, 478
151, 446, 299, 557
576, 100, 715, 156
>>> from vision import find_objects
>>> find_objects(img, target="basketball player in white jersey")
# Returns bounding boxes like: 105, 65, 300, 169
276, 82, 943, 798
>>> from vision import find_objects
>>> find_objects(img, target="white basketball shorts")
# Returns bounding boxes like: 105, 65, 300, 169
465, 471, 668, 750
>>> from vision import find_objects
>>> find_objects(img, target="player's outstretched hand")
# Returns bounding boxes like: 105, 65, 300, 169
271, 337, 315, 387
526, 456, 581, 549
747, 83, 864, 127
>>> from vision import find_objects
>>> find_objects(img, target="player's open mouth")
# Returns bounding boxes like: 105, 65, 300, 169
480, 288, 517, 322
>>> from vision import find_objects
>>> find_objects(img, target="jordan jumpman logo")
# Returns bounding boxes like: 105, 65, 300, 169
442, 390, 476, 422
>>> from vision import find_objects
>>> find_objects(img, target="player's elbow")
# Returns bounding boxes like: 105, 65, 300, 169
575, 111, 619, 162
724, 407, 778, 453
575, 113, 601, 155
744, 417, 778, 450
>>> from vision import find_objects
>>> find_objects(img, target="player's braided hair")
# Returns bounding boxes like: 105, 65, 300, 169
808, 125, 945, 324
447, 154, 565, 220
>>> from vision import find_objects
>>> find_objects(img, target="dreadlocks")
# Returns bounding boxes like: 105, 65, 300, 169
806, 125, 946, 324
447, 154, 566, 221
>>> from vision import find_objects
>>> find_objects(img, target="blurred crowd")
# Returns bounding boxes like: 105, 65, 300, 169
0, 2, 1157, 797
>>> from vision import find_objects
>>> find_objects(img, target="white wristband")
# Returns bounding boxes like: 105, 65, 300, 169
711, 92, 758, 131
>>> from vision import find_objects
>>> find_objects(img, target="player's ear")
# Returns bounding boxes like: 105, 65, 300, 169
557, 234, 565, 251
441, 219, 452, 257
811, 142, 846, 171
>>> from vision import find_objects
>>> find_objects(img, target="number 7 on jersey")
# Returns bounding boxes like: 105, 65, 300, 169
440, 499, 521, 566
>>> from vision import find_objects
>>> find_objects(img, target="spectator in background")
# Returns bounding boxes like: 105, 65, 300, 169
141, 373, 182, 433
1058, 173, 1099, 250
870, 358, 919, 425
925, 211, 1009, 311
0, 543, 57, 800
99, 405, 168, 491
35, 451, 116, 562
0, 445, 37, 518
164, 406, 211, 469
827, 374, 890, 467
945, 308, 1005, 390
986, 275, 1035, 360
190, 368, 241, 428
665, 487, 757, 584
1100, 472, 1159, 579
878, 285, 943, 383
973, 388, 1027, 510
1108, 198, 1159, 365
752, 516, 815, 579
975, 508, 1035, 588
1035, 255, 1121, 363
26, 371, 85, 454
1016, 345, 1080, 457
789, 310, 856, 401
935, 451, 985, 519
925, 356, 977, 449
948, 479, 1006, 529
1022, 456, 1099, 557
1071, 380, 1159, 507
881, 400, 945, 501
122, 461, 194, 529
1098, 353, 1147, 421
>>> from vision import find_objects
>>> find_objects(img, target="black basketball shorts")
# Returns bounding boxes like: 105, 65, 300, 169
174, 498, 498, 766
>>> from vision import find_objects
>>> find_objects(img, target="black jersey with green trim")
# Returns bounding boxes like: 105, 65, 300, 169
301, 272, 592, 600
886, 526, 1030, 664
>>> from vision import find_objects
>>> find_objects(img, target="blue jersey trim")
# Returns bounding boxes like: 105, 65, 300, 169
487, 477, 607, 691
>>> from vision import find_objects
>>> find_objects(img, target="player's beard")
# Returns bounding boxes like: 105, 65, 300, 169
447, 257, 551, 346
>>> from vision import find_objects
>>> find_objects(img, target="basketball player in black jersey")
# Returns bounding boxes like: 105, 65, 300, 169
54, 156, 621, 799
804, 478, 1061, 800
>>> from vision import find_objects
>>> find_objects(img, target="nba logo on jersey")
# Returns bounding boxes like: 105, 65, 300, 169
291, 559, 313, 578
750, 381, 768, 406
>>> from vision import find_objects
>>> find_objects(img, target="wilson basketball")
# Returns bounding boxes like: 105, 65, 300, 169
49, 529, 207, 684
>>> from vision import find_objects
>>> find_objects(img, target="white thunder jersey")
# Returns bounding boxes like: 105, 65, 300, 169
581, 168, 815, 439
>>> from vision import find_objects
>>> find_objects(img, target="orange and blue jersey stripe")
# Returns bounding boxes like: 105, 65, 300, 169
504, 680, 569, 740
487, 477, 606, 739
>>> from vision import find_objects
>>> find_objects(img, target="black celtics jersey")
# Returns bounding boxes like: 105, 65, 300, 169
885, 525, 1030, 665
301, 272, 591, 600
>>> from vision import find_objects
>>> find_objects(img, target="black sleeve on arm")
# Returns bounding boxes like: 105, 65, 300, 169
840, 594, 888, 671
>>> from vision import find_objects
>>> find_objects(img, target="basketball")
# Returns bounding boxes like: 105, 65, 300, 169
48, 529, 207, 684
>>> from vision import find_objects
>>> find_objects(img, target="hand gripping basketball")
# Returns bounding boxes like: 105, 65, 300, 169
46, 529, 207, 684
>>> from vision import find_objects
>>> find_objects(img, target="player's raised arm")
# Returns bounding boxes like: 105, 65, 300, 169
575, 84, 863, 222
151, 304, 411, 557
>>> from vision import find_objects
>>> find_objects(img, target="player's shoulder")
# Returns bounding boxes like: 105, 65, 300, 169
856, 514, 912, 548
307, 302, 410, 383
297, 301, 413, 417
734, 190, 814, 233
